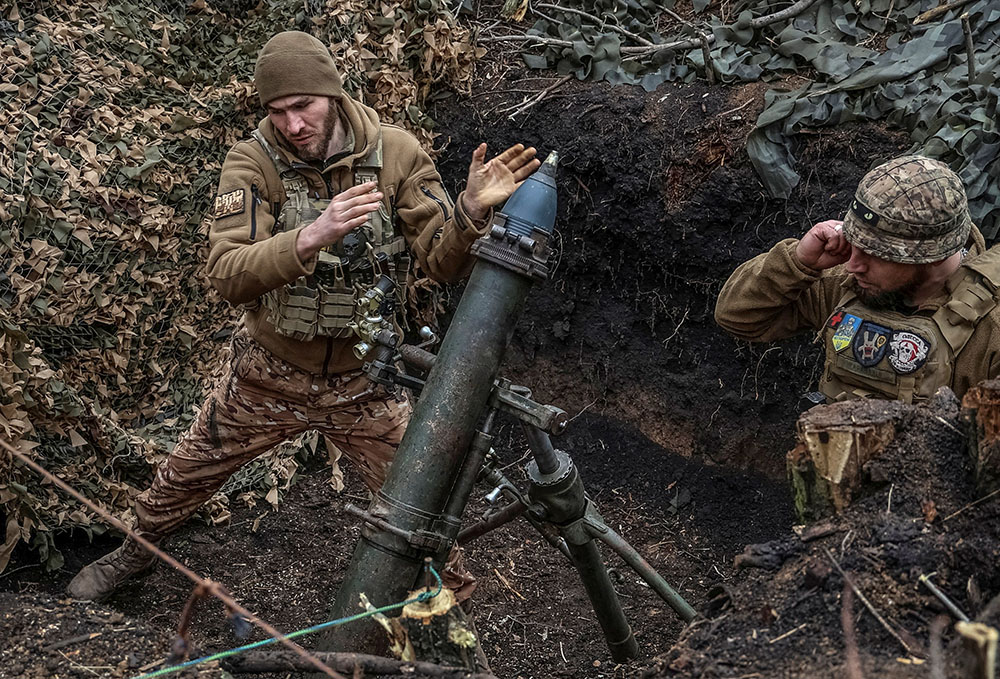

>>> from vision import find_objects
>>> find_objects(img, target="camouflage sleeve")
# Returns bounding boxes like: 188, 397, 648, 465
393, 137, 491, 284
714, 238, 847, 342
205, 141, 316, 306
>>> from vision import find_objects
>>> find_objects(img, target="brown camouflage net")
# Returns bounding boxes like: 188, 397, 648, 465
0, 0, 481, 570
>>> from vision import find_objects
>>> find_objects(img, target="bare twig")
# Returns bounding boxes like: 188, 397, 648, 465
929, 615, 949, 679
824, 548, 923, 658
493, 567, 527, 600
223, 650, 499, 677
700, 35, 716, 84
943, 487, 1000, 522
477, 34, 573, 47
43, 633, 102, 653
501, 74, 572, 118
913, 0, 977, 25
841, 583, 864, 679
621, 36, 712, 56
0, 438, 343, 679
717, 98, 755, 118
963, 13, 977, 82
535, 3, 653, 45
769, 622, 808, 644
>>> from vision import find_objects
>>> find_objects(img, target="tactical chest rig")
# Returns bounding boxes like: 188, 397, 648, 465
252, 129, 409, 343
820, 249, 1000, 403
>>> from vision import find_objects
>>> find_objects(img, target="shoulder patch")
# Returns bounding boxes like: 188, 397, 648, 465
831, 313, 862, 353
888, 330, 930, 374
214, 189, 245, 218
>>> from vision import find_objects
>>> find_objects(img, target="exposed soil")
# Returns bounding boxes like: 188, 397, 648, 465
648, 392, 1000, 679
2, 67, 952, 679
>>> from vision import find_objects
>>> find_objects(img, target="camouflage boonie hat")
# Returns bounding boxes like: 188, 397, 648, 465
842, 155, 972, 264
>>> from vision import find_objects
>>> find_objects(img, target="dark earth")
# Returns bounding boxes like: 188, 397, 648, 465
6, 60, 994, 679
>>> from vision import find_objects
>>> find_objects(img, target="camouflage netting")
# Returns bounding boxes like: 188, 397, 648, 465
504, 0, 1000, 237
0, 0, 481, 570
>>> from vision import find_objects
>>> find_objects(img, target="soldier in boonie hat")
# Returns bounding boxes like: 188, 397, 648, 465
715, 153, 1000, 407
842, 155, 972, 265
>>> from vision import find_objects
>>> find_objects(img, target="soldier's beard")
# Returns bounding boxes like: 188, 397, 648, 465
851, 269, 927, 311
297, 103, 340, 161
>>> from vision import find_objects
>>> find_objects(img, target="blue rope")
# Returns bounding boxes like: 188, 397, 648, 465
131, 563, 444, 679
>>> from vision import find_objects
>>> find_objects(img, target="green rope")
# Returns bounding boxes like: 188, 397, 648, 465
131, 563, 444, 679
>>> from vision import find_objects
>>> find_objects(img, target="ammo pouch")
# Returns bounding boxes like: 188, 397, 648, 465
252, 129, 410, 342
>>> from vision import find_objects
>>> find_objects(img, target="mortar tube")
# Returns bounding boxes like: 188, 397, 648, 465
318, 257, 534, 655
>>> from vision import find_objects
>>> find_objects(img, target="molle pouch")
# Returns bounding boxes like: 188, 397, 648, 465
315, 286, 356, 338
264, 283, 320, 341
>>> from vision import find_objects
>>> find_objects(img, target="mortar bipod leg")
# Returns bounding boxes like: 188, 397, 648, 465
583, 507, 698, 622
522, 430, 639, 663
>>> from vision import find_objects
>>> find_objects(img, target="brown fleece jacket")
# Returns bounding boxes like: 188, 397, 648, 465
206, 94, 491, 375
714, 226, 1000, 399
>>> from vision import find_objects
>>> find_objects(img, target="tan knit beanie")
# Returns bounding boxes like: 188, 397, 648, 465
254, 31, 344, 106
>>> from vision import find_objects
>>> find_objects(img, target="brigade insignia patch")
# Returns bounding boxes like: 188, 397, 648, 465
827, 309, 846, 329
831, 313, 862, 353
213, 189, 245, 218
852, 322, 891, 367
888, 330, 930, 374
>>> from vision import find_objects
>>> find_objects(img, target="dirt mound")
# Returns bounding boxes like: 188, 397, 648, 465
647, 391, 1000, 679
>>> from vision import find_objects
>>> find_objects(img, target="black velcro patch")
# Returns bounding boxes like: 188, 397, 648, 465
849, 198, 880, 229
214, 189, 245, 218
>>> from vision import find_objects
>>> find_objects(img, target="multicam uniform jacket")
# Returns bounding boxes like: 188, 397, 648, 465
714, 227, 1000, 403
207, 93, 490, 375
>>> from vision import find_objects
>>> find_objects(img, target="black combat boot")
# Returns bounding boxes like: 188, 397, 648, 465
66, 537, 156, 602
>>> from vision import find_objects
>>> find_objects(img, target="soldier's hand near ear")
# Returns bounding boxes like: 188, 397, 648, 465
795, 220, 852, 271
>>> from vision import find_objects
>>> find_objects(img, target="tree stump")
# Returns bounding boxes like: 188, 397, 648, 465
369, 587, 477, 671
961, 380, 1000, 495
787, 402, 899, 523
956, 621, 998, 679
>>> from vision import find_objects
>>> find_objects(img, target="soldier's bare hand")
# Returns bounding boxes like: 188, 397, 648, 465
462, 143, 541, 221
796, 220, 851, 270
297, 182, 382, 261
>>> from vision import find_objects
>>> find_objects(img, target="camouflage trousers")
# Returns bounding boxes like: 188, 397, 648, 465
134, 329, 476, 600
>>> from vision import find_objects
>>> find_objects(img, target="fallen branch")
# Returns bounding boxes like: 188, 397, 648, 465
914, 0, 977, 25
620, 36, 713, 55
223, 650, 498, 678
963, 13, 977, 82
43, 633, 102, 653
841, 583, 864, 679
500, 75, 573, 118
824, 548, 924, 658
535, 3, 654, 45
477, 34, 573, 47
929, 615, 949, 679
751, 0, 824, 28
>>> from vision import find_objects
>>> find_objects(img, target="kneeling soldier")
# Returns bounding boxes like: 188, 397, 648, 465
715, 155, 1000, 403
